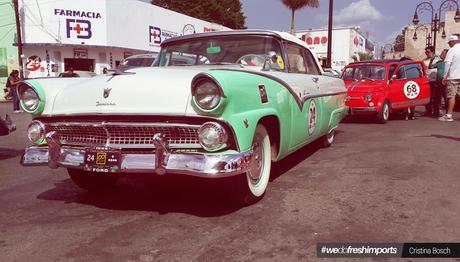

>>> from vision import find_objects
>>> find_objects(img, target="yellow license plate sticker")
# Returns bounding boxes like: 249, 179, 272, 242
96, 152, 107, 165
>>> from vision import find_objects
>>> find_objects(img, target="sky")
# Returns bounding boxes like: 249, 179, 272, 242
241, 0, 455, 45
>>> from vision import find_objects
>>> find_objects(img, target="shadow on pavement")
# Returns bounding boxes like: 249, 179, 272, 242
416, 134, 460, 142
36, 137, 330, 216
0, 147, 23, 160
270, 135, 336, 182
37, 174, 249, 217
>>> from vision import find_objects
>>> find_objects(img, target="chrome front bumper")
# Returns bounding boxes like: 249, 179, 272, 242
21, 132, 253, 178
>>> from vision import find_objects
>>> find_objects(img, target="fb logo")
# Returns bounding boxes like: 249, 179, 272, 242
66, 19, 92, 39
149, 26, 161, 44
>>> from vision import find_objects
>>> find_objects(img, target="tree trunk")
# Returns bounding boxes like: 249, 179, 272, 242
291, 9, 295, 35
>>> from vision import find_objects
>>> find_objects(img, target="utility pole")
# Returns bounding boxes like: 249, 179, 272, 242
13, 0, 24, 77
326, 0, 333, 68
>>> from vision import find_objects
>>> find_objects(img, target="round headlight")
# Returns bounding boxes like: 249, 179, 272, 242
27, 120, 45, 144
198, 122, 228, 151
364, 93, 372, 102
20, 86, 40, 111
194, 80, 221, 110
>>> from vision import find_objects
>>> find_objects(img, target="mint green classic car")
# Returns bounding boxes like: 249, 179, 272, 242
19, 30, 347, 205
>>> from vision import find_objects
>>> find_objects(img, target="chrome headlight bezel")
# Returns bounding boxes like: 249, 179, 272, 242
191, 75, 224, 111
27, 120, 46, 145
364, 93, 373, 102
198, 122, 229, 152
18, 83, 45, 114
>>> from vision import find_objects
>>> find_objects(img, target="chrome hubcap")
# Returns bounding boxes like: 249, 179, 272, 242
383, 104, 389, 120
248, 140, 264, 183
327, 130, 334, 143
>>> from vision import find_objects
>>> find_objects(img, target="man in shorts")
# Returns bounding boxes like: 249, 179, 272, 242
439, 35, 460, 122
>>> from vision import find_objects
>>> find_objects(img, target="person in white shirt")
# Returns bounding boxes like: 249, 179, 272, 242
439, 35, 460, 122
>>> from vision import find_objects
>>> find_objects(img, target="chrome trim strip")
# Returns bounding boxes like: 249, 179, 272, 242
21, 146, 253, 178
211, 68, 347, 111
48, 122, 201, 128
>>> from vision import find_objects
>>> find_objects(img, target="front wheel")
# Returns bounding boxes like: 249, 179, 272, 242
321, 129, 335, 148
234, 125, 272, 205
377, 100, 390, 123
67, 169, 118, 191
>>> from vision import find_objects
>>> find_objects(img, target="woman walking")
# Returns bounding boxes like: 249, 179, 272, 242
6, 70, 22, 113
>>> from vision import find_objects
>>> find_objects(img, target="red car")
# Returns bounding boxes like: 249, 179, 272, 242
342, 60, 430, 123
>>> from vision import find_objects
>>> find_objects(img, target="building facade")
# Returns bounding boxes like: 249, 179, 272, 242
295, 27, 376, 71
403, 10, 460, 60
17, 0, 229, 78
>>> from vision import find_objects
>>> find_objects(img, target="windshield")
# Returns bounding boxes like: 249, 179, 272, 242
154, 35, 284, 70
342, 65, 386, 80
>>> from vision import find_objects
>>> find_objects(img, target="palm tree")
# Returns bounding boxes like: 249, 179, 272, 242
281, 0, 319, 34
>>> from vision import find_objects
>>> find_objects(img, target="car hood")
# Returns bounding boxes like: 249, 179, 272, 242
344, 79, 386, 94
50, 67, 210, 116
49, 65, 261, 116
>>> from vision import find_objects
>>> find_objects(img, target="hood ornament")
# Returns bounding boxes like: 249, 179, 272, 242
103, 87, 112, 98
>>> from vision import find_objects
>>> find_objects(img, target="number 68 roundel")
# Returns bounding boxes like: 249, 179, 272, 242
403, 81, 421, 100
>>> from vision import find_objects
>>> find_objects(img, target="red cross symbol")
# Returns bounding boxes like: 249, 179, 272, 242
151, 30, 159, 39
73, 24, 84, 34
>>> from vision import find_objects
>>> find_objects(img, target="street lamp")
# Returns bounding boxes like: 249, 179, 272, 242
412, 0, 460, 51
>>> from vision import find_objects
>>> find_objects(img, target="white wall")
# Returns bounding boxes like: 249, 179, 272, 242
20, 0, 230, 53
296, 28, 374, 71
22, 46, 127, 78
106, 1, 229, 52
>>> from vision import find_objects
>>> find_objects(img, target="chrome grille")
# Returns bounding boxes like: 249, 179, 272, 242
46, 122, 201, 148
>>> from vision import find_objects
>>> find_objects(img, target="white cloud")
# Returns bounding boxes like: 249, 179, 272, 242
334, 0, 383, 26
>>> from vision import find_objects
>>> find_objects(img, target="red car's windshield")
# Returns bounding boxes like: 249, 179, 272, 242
342, 65, 386, 81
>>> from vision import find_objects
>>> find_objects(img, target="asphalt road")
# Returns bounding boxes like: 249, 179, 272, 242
1, 102, 460, 262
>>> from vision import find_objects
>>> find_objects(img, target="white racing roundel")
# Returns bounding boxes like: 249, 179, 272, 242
403, 81, 420, 99
308, 100, 317, 135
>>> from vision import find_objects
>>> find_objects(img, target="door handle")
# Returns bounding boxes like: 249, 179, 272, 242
312, 77, 319, 83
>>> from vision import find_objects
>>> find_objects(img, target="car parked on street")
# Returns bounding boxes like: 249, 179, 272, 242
343, 59, 430, 123
18, 30, 348, 205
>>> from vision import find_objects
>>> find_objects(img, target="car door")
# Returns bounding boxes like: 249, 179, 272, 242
284, 43, 321, 149
389, 62, 430, 110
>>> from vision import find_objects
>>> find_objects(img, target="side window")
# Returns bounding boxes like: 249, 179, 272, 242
397, 67, 406, 79
303, 49, 320, 75
402, 64, 422, 79
388, 65, 397, 79
286, 44, 307, 73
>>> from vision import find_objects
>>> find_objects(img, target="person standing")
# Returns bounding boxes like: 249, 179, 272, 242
423, 46, 440, 116
432, 49, 449, 114
6, 70, 22, 113
439, 35, 460, 122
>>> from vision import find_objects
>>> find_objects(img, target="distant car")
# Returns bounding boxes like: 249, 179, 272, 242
117, 53, 157, 71
58, 71, 97, 78
343, 59, 430, 123
19, 30, 348, 205
323, 68, 341, 77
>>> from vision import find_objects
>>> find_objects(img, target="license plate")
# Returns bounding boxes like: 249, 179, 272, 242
84, 147, 121, 173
